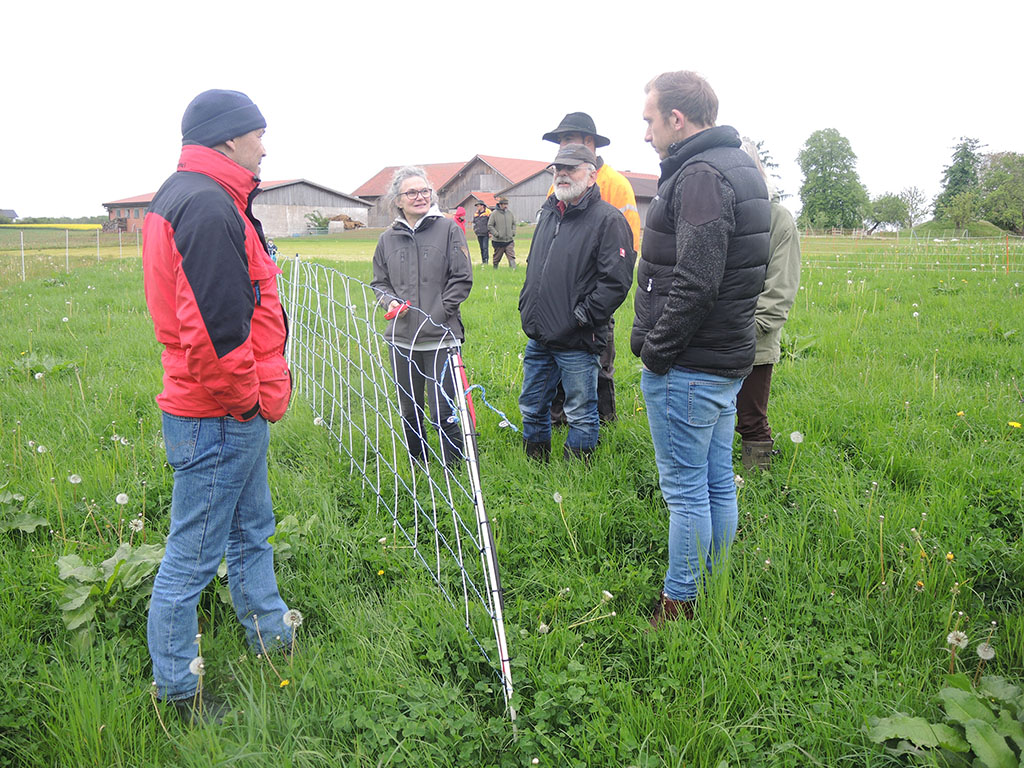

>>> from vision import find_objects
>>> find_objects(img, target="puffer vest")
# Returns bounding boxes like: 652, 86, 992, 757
632, 126, 769, 376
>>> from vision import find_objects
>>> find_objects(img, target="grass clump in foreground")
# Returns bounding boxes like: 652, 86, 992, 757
0, 240, 1022, 767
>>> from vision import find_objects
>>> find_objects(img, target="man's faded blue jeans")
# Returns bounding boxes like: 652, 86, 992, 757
641, 367, 743, 602
519, 339, 600, 453
148, 413, 291, 701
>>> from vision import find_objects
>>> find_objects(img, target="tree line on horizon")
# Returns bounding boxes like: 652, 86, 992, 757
793, 130, 1024, 234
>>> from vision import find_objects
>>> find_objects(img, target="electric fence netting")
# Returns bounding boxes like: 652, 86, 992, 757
277, 256, 516, 722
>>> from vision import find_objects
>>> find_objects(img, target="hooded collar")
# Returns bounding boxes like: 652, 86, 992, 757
392, 204, 444, 233
176, 144, 260, 209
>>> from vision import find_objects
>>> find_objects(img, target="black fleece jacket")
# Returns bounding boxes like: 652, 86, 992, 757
519, 183, 635, 353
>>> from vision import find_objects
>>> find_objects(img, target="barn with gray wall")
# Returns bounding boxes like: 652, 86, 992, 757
253, 181, 370, 238
498, 171, 553, 224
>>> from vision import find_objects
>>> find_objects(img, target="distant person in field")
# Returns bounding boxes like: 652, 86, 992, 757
454, 205, 467, 234
472, 201, 491, 264
488, 197, 517, 269
142, 89, 295, 725
518, 143, 635, 461
541, 112, 641, 426
371, 166, 474, 468
266, 238, 278, 261
735, 138, 800, 471
632, 71, 769, 625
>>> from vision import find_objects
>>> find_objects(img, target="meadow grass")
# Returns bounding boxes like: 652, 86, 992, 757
0, 235, 1022, 767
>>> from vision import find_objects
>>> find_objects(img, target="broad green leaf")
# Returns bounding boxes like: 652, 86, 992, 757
0, 513, 49, 533
940, 687, 996, 725
58, 583, 96, 612
57, 556, 101, 583
994, 710, 1024, 751
868, 715, 970, 751
979, 677, 1023, 710
963, 719, 1016, 768
945, 673, 973, 692
63, 602, 98, 631
100, 543, 133, 579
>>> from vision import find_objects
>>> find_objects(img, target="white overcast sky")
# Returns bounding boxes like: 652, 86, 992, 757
3, 0, 1021, 219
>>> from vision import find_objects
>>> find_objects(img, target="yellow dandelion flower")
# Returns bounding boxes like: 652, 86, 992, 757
378, 569, 385, 576
946, 552, 954, 562
956, 411, 965, 417
280, 679, 290, 688
1009, 421, 1021, 429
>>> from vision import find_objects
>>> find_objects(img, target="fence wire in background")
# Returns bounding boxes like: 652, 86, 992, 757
800, 232, 1024, 273
278, 256, 515, 722
0, 227, 138, 287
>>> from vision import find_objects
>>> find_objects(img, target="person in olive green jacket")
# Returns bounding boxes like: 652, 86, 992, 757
487, 197, 517, 268
736, 139, 801, 470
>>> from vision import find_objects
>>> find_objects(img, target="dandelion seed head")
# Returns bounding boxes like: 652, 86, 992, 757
947, 630, 968, 649
313, 416, 324, 426
790, 431, 804, 444
115, 493, 129, 505
188, 656, 205, 676
734, 474, 744, 488
378, 536, 387, 544
538, 623, 549, 634
34, 372, 44, 380
552, 492, 563, 504
283, 609, 303, 629
68, 474, 82, 484
976, 643, 995, 660
912, 312, 919, 318
128, 518, 144, 533
601, 590, 614, 603
36, 445, 47, 453
120, 437, 129, 446
62, 317, 69, 323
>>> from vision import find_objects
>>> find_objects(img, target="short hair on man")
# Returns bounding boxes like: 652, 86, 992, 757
645, 71, 719, 128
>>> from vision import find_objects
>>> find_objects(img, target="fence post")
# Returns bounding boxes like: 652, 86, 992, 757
118, 230, 123, 259
1007, 234, 1010, 275
66, 230, 70, 273
20, 231, 26, 282
136, 229, 140, 259
96, 229, 100, 263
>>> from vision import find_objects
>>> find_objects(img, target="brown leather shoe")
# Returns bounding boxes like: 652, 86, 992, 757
649, 593, 695, 628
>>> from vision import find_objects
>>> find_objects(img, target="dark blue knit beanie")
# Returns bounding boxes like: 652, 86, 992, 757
181, 89, 266, 147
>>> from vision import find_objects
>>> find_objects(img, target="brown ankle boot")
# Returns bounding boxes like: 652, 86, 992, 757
649, 593, 695, 628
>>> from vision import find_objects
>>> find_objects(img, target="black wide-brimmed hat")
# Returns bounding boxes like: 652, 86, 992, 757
541, 112, 610, 148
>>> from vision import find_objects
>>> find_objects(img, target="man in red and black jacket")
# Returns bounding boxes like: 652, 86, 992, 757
142, 89, 295, 725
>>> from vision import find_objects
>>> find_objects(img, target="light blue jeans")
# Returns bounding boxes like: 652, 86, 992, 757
641, 368, 742, 602
519, 339, 600, 452
148, 413, 291, 701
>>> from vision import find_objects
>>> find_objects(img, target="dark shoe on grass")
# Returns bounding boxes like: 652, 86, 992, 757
171, 691, 230, 726
648, 592, 695, 629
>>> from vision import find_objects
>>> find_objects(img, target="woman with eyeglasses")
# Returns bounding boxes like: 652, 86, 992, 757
371, 166, 474, 468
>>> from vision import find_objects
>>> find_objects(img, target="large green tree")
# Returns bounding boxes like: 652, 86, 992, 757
899, 186, 929, 228
933, 137, 982, 219
797, 128, 870, 229
979, 152, 1024, 233
867, 193, 909, 233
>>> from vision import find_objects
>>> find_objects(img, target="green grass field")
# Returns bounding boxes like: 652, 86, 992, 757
1, 232, 1022, 767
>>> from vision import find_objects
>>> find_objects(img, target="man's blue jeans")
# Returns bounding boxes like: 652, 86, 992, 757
148, 413, 291, 701
519, 339, 599, 452
641, 367, 743, 601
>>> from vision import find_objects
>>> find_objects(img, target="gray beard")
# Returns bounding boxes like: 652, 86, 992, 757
554, 177, 588, 204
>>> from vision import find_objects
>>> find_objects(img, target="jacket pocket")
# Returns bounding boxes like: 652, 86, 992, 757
256, 357, 292, 422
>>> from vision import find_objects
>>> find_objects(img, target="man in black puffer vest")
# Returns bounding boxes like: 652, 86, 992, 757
633, 71, 769, 626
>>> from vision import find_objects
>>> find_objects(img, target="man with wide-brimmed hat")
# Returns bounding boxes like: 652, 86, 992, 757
487, 196, 517, 269
142, 89, 295, 724
542, 112, 640, 425
518, 143, 635, 462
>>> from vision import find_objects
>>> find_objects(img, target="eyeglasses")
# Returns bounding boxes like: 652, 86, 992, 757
551, 164, 587, 174
401, 188, 432, 200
